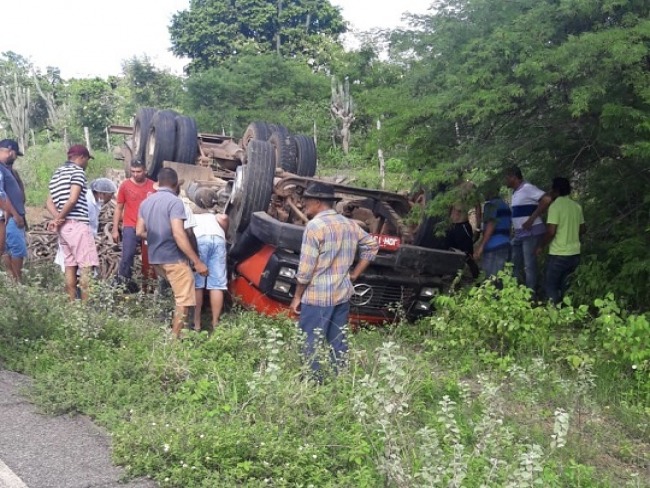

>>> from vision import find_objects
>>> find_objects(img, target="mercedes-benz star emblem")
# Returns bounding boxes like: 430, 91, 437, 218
351, 283, 373, 306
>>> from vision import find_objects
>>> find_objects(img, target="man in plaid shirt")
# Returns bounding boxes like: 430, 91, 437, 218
290, 182, 378, 377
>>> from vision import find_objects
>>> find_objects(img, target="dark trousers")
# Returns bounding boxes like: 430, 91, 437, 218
446, 221, 479, 279
118, 226, 139, 279
545, 254, 580, 304
299, 301, 350, 375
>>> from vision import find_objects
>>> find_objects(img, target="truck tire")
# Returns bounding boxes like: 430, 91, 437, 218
133, 107, 156, 162
268, 130, 297, 173
145, 110, 177, 180
228, 139, 276, 241
268, 123, 289, 138
294, 134, 317, 177
241, 121, 271, 149
174, 115, 198, 164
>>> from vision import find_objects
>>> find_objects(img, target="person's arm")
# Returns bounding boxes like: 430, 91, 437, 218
112, 202, 124, 242
216, 214, 229, 232
291, 283, 307, 315
350, 229, 379, 281
170, 218, 207, 275
475, 220, 496, 260
135, 215, 147, 239
536, 223, 557, 255
523, 194, 552, 230
54, 184, 82, 222
290, 227, 320, 314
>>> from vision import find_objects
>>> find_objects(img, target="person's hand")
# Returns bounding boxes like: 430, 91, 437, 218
522, 218, 534, 231
47, 218, 64, 232
14, 214, 25, 229
193, 260, 208, 276
289, 297, 301, 315
112, 229, 120, 243
474, 245, 484, 260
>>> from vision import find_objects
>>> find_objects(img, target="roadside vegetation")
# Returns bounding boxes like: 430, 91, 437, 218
0, 268, 647, 487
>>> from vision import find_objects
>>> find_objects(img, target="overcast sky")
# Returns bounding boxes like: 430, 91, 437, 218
0, 0, 433, 79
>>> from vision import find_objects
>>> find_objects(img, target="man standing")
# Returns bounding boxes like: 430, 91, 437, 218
136, 168, 208, 338
0, 139, 27, 282
445, 180, 482, 279
47, 145, 98, 300
475, 185, 512, 279
289, 182, 379, 376
505, 166, 552, 293
537, 177, 585, 304
193, 211, 229, 333
52, 178, 117, 272
112, 160, 156, 289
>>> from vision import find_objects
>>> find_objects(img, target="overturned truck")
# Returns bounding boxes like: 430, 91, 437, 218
110, 108, 466, 324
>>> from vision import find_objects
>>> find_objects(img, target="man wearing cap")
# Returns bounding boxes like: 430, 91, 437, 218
51, 178, 117, 273
289, 182, 378, 377
0, 139, 27, 281
136, 167, 208, 338
47, 144, 97, 300
112, 159, 156, 289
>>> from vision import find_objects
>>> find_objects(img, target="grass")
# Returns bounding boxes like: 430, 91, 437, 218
0, 267, 648, 487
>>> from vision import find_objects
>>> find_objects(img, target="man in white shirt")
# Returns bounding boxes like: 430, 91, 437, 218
505, 166, 552, 294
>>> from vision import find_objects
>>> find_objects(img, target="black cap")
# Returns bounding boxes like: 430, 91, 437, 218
303, 182, 341, 201
0, 139, 23, 156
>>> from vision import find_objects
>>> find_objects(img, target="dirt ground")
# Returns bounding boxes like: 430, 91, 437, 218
26, 206, 50, 224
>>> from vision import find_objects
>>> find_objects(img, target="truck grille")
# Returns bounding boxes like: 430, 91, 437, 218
350, 282, 416, 311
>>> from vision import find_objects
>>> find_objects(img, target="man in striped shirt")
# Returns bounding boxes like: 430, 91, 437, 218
47, 145, 98, 301
505, 166, 552, 294
290, 182, 378, 377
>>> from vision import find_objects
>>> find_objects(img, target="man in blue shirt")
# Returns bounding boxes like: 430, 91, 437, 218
0, 139, 27, 281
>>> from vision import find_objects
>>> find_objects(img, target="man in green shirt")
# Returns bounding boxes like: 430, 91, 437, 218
537, 177, 585, 304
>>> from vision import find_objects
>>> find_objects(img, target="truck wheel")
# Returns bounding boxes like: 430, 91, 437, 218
268, 130, 297, 173
133, 107, 156, 162
294, 134, 317, 177
174, 115, 198, 164
241, 121, 271, 149
268, 123, 289, 137
145, 110, 177, 180
228, 139, 276, 241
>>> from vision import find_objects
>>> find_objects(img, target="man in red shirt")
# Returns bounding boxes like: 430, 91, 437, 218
112, 160, 156, 288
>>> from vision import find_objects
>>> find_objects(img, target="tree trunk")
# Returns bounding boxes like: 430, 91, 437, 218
0, 73, 30, 150
330, 76, 355, 155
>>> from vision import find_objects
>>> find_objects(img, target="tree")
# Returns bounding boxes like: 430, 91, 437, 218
169, 0, 346, 71
117, 56, 183, 120
67, 78, 117, 149
380, 0, 650, 307
0, 52, 33, 147
330, 76, 355, 154
182, 53, 330, 137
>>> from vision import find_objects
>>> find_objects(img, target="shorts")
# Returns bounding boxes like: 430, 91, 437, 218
5, 217, 28, 258
154, 262, 196, 307
58, 219, 99, 268
194, 235, 227, 290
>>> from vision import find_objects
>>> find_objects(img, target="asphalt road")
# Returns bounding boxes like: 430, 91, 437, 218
0, 370, 157, 488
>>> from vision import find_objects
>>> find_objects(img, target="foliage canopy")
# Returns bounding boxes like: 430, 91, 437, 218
169, 0, 347, 71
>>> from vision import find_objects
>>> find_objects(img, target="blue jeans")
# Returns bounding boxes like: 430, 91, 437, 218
482, 245, 510, 279
512, 235, 542, 292
545, 254, 580, 304
118, 226, 140, 279
299, 302, 350, 376
194, 235, 227, 290
5, 217, 27, 258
